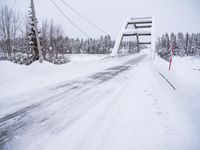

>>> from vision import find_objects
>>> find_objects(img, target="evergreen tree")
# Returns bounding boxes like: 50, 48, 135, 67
177, 32, 185, 56
185, 32, 189, 56
165, 33, 170, 50
27, 0, 42, 62
192, 34, 198, 56
155, 37, 161, 54
197, 33, 200, 57
159, 33, 170, 60
170, 32, 177, 55
188, 33, 194, 56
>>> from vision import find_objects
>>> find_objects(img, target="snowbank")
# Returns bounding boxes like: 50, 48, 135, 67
153, 56, 200, 100
0, 53, 141, 100
67, 54, 108, 62
153, 55, 200, 143
1, 51, 200, 150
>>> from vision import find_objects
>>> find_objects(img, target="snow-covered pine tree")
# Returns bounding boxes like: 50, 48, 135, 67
94, 39, 100, 54
27, 0, 43, 63
105, 35, 113, 54
160, 33, 170, 60
155, 37, 161, 54
177, 32, 186, 57
160, 35, 166, 54
185, 32, 190, 56
165, 33, 170, 60
196, 33, 200, 57
165, 33, 170, 50
79, 39, 85, 54
192, 34, 198, 56
170, 32, 177, 55
27, 20, 38, 62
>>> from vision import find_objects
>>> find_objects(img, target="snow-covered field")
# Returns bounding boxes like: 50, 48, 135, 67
0, 51, 200, 150
0, 54, 130, 100
153, 55, 200, 147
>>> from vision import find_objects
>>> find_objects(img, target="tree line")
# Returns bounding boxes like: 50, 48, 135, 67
0, 3, 146, 65
2, 4, 198, 65
156, 32, 200, 61
0, 5, 116, 64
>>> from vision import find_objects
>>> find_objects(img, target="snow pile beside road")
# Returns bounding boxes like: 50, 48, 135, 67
0, 52, 200, 150
153, 55, 200, 144
68, 54, 107, 62
173, 56, 200, 69
153, 56, 200, 100
0, 53, 141, 99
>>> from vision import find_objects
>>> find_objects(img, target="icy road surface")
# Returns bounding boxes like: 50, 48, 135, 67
0, 54, 198, 150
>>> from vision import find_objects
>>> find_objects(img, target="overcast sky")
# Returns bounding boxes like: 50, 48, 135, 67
0, 0, 200, 39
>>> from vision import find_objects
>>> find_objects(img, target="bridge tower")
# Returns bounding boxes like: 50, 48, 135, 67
111, 17, 155, 58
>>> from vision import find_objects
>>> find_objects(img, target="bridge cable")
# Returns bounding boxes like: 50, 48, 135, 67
51, 0, 91, 38
59, 0, 114, 38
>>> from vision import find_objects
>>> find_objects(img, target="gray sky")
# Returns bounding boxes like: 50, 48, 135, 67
0, 0, 200, 39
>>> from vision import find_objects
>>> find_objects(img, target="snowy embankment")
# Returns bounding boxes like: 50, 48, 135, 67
152, 55, 200, 144
67, 54, 107, 62
0, 54, 105, 99
153, 56, 200, 110
0, 51, 200, 150
0, 53, 140, 113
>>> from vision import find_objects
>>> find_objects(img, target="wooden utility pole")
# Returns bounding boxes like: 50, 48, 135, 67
31, 0, 43, 63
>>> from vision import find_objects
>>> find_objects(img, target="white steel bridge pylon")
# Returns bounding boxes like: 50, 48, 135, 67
111, 17, 155, 58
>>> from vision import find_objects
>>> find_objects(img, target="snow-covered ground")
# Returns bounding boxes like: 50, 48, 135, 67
0, 54, 134, 100
0, 51, 200, 150
153, 55, 200, 147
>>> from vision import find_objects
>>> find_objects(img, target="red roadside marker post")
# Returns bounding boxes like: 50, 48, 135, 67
168, 46, 174, 71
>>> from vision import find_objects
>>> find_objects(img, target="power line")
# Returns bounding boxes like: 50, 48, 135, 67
60, 0, 113, 38
51, 0, 91, 38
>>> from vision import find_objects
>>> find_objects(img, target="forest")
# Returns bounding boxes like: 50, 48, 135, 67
156, 32, 200, 61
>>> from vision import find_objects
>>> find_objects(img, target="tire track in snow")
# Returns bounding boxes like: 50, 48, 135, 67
0, 54, 146, 150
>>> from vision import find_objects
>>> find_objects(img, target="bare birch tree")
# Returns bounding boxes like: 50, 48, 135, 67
0, 6, 21, 58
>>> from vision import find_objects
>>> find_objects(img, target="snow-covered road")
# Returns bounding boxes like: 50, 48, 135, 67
0, 54, 199, 150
